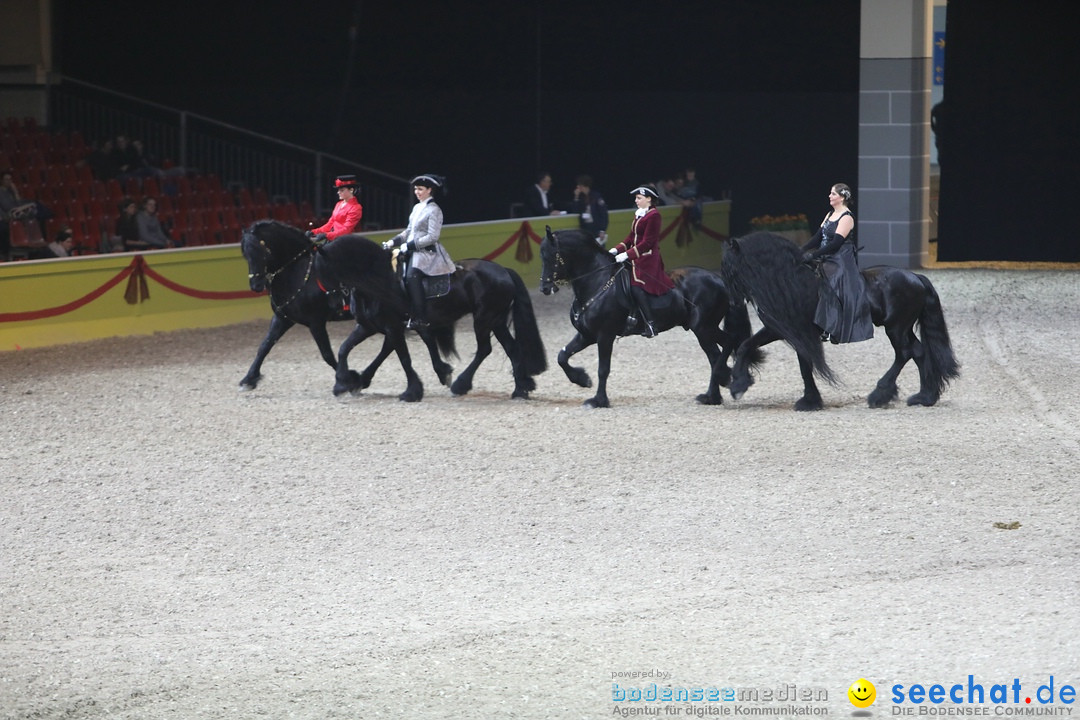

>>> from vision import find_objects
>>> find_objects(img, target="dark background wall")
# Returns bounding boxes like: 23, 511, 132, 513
937, 0, 1080, 262
54, 0, 860, 236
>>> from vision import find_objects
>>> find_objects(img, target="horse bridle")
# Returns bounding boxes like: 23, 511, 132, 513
544, 229, 626, 314
248, 235, 318, 318
541, 232, 568, 288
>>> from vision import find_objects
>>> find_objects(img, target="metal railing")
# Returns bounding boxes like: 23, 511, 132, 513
46, 76, 410, 230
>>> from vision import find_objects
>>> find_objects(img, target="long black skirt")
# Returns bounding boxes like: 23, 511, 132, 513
814, 242, 874, 343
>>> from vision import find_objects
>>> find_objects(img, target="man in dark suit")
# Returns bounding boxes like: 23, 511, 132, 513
523, 172, 562, 217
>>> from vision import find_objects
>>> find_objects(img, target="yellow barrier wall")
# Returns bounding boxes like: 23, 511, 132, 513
0, 246, 268, 351
0, 202, 729, 351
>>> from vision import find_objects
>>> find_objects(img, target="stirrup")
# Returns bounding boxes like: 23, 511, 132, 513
405, 318, 429, 330
641, 322, 657, 338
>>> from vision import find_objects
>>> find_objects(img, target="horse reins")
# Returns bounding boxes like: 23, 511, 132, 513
250, 235, 318, 320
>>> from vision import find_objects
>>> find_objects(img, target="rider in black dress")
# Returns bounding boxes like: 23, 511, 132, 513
801, 183, 873, 343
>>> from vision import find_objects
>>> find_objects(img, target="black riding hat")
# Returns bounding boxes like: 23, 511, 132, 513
630, 184, 659, 199
334, 174, 359, 190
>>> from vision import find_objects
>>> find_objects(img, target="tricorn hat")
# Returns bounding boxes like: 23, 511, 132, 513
630, 184, 659, 199
410, 173, 445, 189
334, 174, 359, 189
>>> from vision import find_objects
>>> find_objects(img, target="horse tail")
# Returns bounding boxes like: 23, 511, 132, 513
508, 268, 548, 377
431, 324, 458, 360
916, 274, 961, 394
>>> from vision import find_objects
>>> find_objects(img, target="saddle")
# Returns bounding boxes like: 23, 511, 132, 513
422, 273, 452, 299
616, 271, 682, 334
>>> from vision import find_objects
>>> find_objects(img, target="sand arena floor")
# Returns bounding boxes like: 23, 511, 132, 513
1, 268, 1078, 719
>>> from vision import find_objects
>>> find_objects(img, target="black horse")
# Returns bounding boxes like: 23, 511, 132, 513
540, 227, 756, 408
328, 253, 548, 400
241, 219, 547, 400
241, 219, 423, 401
720, 231, 960, 410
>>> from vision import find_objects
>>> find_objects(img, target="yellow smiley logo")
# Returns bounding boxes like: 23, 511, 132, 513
848, 678, 876, 708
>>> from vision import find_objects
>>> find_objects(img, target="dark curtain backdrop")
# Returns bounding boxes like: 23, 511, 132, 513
937, 0, 1080, 261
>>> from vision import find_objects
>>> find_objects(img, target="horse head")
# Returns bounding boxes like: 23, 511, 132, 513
241, 220, 314, 293
240, 223, 270, 293
539, 226, 561, 295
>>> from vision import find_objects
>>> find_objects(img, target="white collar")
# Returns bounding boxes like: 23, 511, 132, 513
635, 207, 650, 218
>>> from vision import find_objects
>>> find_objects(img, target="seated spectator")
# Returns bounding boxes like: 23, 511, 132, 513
655, 177, 682, 207
114, 197, 150, 252
1, 169, 53, 239
523, 172, 562, 217
678, 167, 713, 227
136, 197, 176, 248
570, 174, 609, 245
112, 135, 143, 180
87, 139, 120, 181
36, 226, 76, 259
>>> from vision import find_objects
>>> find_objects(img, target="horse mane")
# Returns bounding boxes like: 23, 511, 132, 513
554, 228, 610, 259
243, 219, 309, 252
315, 235, 407, 315
721, 232, 836, 384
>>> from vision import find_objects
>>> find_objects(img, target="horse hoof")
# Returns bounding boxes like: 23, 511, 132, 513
238, 382, 256, 392
583, 398, 610, 409
399, 391, 423, 403
906, 392, 938, 407
511, 390, 530, 400
696, 392, 723, 406
450, 378, 472, 396
794, 397, 824, 411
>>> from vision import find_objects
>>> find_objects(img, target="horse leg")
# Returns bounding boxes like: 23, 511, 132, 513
417, 328, 454, 387
354, 330, 396, 391
491, 322, 534, 399
239, 315, 295, 390
584, 333, 617, 408
905, 327, 940, 406
557, 332, 595, 389
793, 353, 824, 411
730, 327, 781, 400
450, 323, 493, 397
867, 325, 912, 408
308, 320, 339, 371
390, 328, 424, 402
333, 323, 377, 396
692, 327, 725, 405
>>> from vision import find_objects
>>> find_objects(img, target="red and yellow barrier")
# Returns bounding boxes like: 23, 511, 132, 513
0, 202, 729, 351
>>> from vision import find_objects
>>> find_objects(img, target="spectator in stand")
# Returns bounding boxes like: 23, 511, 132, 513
112, 135, 143, 181
570, 174, 609, 245
676, 167, 711, 227
523, 172, 562, 217
307, 175, 363, 243
136, 197, 175, 248
1, 169, 52, 239
86, 139, 119, 181
114, 197, 149, 252
38, 226, 76, 259
655, 176, 682, 207
0, 170, 37, 220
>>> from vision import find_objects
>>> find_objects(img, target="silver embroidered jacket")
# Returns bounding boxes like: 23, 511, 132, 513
389, 198, 456, 276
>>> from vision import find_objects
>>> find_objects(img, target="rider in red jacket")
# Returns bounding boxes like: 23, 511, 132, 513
309, 175, 363, 242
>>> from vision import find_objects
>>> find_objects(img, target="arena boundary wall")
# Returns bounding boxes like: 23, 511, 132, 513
0, 202, 729, 351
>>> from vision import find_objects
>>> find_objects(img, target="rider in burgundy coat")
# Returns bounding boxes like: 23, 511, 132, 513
610, 185, 674, 336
